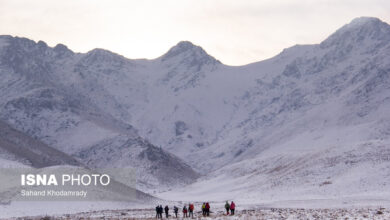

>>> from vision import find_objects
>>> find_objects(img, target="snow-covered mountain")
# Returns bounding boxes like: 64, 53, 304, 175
0, 16, 389, 204
0, 36, 198, 192
158, 17, 390, 203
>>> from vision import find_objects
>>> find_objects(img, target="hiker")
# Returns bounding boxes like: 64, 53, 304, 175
230, 201, 235, 215
174, 206, 178, 218
156, 205, 160, 218
159, 205, 163, 218
164, 205, 169, 218
183, 205, 188, 218
225, 201, 230, 215
205, 202, 210, 216
189, 203, 194, 218
202, 202, 206, 216
156, 205, 163, 218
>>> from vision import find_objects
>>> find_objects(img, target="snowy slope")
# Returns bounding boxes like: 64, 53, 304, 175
0, 120, 80, 168
76, 134, 199, 192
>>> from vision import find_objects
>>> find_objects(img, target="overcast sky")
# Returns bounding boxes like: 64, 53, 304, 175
0, 0, 389, 65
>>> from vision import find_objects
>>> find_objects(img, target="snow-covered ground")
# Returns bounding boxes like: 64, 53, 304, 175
2, 196, 390, 219
4, 205, 390, 219
0, 201, 148, 219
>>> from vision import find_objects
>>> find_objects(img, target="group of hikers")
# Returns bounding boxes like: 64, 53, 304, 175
155, 201, 235, 218
224, 201, 235, 215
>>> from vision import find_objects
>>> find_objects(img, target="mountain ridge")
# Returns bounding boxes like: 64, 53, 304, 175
1, 16, 387, 68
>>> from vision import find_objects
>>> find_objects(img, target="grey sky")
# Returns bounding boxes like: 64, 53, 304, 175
0, 0, 389, 65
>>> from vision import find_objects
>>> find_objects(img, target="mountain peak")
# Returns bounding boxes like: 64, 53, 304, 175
320, 17, 390, 48
348, 17, 382, 27
162, 41, 206, 59
174, 41, 198, 51
160, 41, 221, 66
85, 48, 125, 61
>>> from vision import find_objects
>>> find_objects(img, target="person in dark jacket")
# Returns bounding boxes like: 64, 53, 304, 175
205, 202, 210, 216
230, 201, 235, 215
159, 205, 163, 218
156, 205, 163, 218
225, 201, 230, 215
156, 205, 160, 218
164, 205, 169, 218
173, 206, 178, 218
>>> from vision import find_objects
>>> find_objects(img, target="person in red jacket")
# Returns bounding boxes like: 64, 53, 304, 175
183, 205, 188, 218
205, 202, 210, 216
230, 201, 235, 215
189, 203, 194, 218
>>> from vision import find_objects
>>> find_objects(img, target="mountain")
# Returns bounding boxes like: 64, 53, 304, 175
0, 16, 389, 205
158, 17, 390, 203
0, 36, 199, 192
